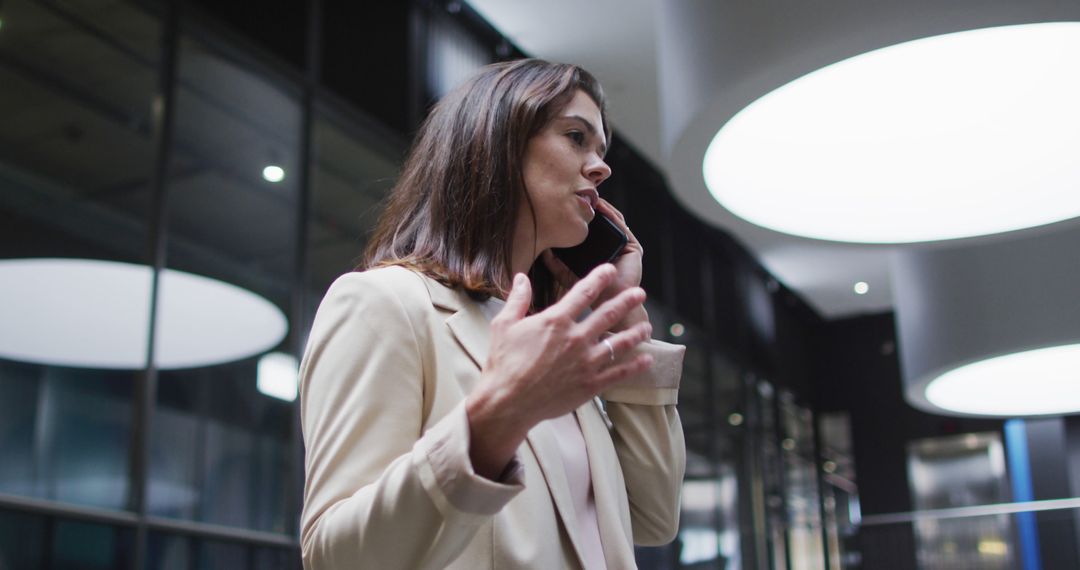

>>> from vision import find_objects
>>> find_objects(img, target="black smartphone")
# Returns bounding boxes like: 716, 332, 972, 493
551, 213, 628, 278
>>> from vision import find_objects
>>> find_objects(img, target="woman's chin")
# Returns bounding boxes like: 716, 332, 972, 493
543, 218, 590, 250
557, 227, 589, 249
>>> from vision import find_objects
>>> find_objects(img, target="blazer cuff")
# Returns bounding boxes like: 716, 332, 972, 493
602, 339, 685, 405
414, 401, 524, 519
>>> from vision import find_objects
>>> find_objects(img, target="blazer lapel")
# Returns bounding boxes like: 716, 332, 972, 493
577, 402, 638, 569
525, 425, 590, 569
419, 274, 592, 566
420, 276, 490, 370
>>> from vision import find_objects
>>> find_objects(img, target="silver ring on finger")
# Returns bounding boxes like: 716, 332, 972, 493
602, 338, 616, 362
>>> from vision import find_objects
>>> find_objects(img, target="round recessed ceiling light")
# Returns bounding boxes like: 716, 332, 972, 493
0, 258, 287, 370
924, 344, 1080, 416
703, 22, 1080, 243
258, 351, 299, 402
262, 165, 285, 183
854, 281, 869, 295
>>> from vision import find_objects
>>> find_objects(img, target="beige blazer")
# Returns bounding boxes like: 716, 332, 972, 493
299, 266, 686, 569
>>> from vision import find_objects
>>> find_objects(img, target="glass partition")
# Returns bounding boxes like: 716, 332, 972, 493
907, 432, 1013, 570
638, 312, 747, 570
859, 506, 1080, 570
148, 32, 301, 534
0, 0, 159, 511
305, 101, 401, 327
0, 508, 47, 569
819, 412, 860, 569
780, 393, 826, 570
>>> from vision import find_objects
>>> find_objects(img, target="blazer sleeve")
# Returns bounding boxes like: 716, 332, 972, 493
299, 271, 524, 570
601, 339, 687, 546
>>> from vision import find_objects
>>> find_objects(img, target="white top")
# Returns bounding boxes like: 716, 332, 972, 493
479, 298, 607, 569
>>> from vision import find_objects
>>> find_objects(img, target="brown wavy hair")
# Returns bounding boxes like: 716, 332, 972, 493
361, 58, 610, 308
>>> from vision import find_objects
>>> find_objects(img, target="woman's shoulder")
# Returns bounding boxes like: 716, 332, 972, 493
311, 266, 435, 332
327, 265, 429, 296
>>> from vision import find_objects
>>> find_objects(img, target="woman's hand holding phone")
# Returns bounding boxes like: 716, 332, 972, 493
542, 198, 649, 332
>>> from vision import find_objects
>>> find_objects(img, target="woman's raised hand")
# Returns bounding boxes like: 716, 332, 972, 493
541, 198, 648, 332
465, 265, 653, 480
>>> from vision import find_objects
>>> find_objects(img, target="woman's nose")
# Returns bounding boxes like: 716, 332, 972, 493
586, 156, 612, 186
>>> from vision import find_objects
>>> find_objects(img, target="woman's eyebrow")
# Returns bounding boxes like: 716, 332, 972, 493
562, 115, 608, 156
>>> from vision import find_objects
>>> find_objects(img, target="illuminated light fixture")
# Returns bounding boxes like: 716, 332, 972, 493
703, 22, 1080, 243
893, 224, 1080, 417
977, 540, 1009, 556
678, 528, 719, 566
262, 165, 285, 183
0, 258, 287, 370
257, 352, 299, 402
854, 281, 869, 295
925, 345, 1080, 416
669, 322, 685, 337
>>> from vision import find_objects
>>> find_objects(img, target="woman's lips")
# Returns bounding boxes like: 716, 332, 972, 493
576, 194, 595, 216
575, 189, 599, 212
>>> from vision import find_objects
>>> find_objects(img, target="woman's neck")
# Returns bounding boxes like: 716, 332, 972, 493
510, 222, 542, 287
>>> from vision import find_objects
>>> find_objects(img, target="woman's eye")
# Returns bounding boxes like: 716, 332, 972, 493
567, 131, 586, 145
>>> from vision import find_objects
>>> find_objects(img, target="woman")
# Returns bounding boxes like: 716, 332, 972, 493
299, 59, 685, 569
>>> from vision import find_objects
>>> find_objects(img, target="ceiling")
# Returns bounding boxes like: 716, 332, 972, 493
467, 0, 1080, 320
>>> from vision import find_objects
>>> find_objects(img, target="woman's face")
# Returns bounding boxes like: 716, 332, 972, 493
518, 90, 611, 253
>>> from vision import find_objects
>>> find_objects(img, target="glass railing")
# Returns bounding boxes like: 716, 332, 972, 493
855, 499, 1080, 570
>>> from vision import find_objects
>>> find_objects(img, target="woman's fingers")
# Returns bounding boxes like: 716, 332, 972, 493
588, 322, 652, 368
580, 285, 646, 339
493, 273, 532, 328
597, 199, 642, 255
551, 263, 617, 319
596, 198, 625, 224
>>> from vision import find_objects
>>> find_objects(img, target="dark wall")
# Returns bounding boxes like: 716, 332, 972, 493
811, 312, 1004, 515
602, 136, 822, 404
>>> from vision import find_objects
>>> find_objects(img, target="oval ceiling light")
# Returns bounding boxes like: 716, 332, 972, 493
0, 258, 287, 370
925, 344, 1080, 416
262, 165, 285, 183
893, 224, 1080, 418
703, 22, 1080, 243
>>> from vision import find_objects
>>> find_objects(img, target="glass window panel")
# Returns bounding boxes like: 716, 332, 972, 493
147, 537, 300, 570
778, 396, 825, 570
147, 530, 193, 570
187, 0, 307, 69
0, 0, 158, 510
0, 301, 136, 514
151, 363, 292, 532
148, 33, 300, 534
678, 474, 744, 570
819, 412, 859, 569
47, 369, 134, 509
675, 322, 709, 464
862, 509, 1080, 570
0, 509, 46, 569
305, 103, 401, 328
426, 9, 492, 99
52, 519, 135, 570
254, 545, 300, 570
907, 432, 1013, 570
0, 0, 157, 238
196, 538, 248, 569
